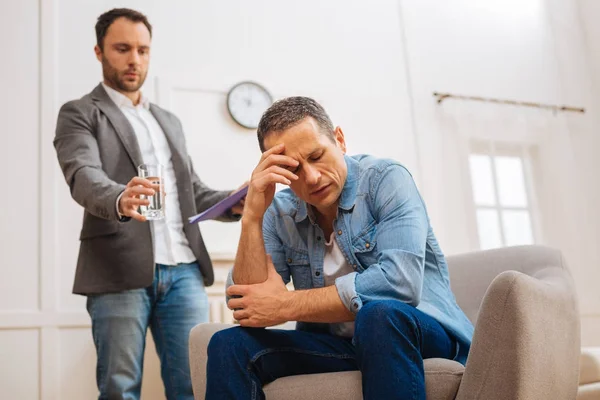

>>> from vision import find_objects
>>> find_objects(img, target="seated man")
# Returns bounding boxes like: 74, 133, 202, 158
206, 97, 474, 400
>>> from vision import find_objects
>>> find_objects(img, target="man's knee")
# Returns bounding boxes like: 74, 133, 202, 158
207, 327, 253, 360
355, 300, 418, 340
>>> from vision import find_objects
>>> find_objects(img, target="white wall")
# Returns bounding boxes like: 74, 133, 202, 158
400, 0, 600, 345
573, 0, 600, 350
1, 0, 598, 398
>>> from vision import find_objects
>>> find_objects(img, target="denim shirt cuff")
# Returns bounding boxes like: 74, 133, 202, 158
334, 272, 363, 313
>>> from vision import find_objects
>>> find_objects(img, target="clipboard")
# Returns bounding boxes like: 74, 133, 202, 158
188, 185, 248, 224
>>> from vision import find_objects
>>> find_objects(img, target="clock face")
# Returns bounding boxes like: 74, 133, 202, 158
226, 81, 273, 129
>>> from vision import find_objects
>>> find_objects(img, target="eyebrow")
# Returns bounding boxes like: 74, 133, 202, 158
111, 43, 150, 49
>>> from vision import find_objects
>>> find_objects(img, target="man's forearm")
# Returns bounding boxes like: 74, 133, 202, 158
232, 217, 268, 284
70, 167, 125, 221
282, 285, 355, 323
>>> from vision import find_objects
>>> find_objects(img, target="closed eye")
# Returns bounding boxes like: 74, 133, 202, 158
309, 151, 324, 161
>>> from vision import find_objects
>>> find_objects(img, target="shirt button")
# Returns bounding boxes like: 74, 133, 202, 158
315, 271, 321, 276
353, 264, 357, 269
365, 243, 370, 249
287, 258, 292, 263
337, 230, 343, 235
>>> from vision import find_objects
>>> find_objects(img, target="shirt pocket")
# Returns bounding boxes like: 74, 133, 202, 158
352, 222, 378, 270
284, 248, 311, 287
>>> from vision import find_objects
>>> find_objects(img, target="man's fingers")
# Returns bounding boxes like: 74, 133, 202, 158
126, 210, 147, 222
127, 176, 155, 188
227, 298, 244, 310
263, 165, 298, 182
226, 285, 249, 297
259, 143, 285, 162
252, 172, 293, 189
124, 198, 151, 207
233, 310, 250, 320
257, 154, 299, 174
127, 185, 155, 197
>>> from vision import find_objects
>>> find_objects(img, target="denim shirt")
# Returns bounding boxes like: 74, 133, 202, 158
229, 154, 474, 365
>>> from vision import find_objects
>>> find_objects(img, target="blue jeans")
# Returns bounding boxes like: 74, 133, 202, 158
86, 262, 209, 400
206, 300, 456, 400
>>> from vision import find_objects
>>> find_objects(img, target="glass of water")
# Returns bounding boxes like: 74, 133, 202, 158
137, 163, 165, 220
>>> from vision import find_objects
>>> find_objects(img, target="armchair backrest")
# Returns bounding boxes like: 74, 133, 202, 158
446, 245, 566, 324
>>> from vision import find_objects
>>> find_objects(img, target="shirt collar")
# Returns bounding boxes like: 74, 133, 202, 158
293, 154, 359, 223
101, 82, 150, 110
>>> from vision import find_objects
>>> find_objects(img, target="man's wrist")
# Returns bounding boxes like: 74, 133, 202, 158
279, 291, 296, 321
241, 213, 263, 226
115, 191, 125, 219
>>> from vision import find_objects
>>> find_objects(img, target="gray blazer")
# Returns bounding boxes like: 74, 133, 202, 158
54, 84, 235, 295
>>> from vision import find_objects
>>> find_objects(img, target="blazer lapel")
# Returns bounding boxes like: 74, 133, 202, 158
149, 104, 189, 180
149, 104, 197, 219
91, 84, 144, 169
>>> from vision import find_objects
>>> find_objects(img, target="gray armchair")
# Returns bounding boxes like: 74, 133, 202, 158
189, 245, 580, 399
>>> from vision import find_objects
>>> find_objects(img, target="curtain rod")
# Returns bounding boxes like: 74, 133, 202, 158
433, 92, 585, 114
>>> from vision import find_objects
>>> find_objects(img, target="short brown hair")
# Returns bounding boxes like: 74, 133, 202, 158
257, 97, 335, 152
95, 8, 152, 51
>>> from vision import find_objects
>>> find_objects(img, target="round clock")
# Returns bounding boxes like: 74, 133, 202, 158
226, 81, 273, 129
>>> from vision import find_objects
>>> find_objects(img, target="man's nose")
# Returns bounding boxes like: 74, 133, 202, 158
304, 165, 321, 185
128, 50, 140, 65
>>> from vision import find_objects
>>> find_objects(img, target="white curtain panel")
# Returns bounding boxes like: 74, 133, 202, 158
433, 100, 591, 274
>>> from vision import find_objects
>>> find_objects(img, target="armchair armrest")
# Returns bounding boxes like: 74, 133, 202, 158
456, 267, 580, 400
189, 323, 235, 400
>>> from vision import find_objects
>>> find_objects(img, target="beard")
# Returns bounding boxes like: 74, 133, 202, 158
101, 55, 147, 93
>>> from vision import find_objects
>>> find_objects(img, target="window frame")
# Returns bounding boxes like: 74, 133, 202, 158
467, 140, 541, 249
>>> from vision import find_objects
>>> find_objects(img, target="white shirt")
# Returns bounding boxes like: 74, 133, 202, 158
103, 83, 196, 265
323, 232, 356, 337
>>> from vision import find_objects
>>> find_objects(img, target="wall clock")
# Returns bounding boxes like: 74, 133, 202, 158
226, 81, 273, 129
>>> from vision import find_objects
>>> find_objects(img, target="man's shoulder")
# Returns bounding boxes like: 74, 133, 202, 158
351, 154, 410, 179
59, 91, 96, 116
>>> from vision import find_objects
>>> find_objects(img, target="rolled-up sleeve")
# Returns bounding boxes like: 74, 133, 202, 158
335, 164, 428, 313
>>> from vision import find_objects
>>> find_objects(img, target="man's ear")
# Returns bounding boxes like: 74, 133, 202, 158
94, 45, 102, 62
334, 126, 347, 154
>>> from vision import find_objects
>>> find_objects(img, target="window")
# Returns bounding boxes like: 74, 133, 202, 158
468, 141, 536, 250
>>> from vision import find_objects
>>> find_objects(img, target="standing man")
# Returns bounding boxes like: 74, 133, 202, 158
206, 97, 474, 399
54, 8, 242, 400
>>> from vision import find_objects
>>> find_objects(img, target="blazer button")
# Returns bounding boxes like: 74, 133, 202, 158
337, 230, 342, 235
287, 258, 292, 263
315, 271, 321, 276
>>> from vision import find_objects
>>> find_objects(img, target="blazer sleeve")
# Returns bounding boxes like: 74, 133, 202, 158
53, 101, 126, 221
